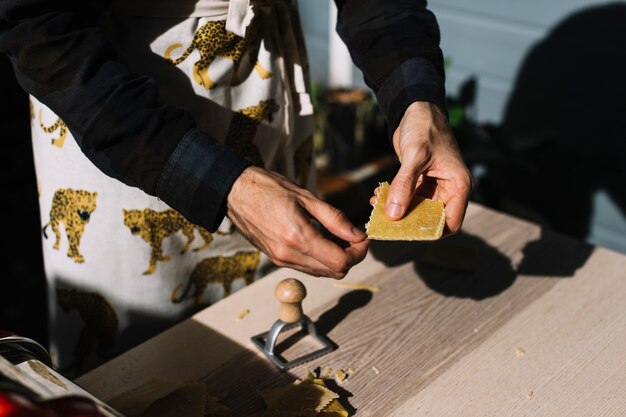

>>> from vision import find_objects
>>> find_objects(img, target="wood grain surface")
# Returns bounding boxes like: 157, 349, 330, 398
77, 203, 626, 416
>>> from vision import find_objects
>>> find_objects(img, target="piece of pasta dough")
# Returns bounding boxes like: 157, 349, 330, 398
365, 182, 445, 241
258, 373, 348, 417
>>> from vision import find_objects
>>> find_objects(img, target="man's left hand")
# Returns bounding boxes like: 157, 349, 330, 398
372, 101, 473, 235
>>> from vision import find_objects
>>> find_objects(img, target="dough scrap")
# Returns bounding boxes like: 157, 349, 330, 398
258, 373, 347, 417
237, 308, 250, 320
333, 281, 380, 293
334, 369, 347, 383
365, 182, 445, 241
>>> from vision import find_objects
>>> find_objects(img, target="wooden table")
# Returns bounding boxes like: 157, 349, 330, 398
77, 203, 626, 416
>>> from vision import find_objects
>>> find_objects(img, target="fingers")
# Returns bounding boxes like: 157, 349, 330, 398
443, 197, 466, 235
307, 228, 369, 277
275, 219, 369, 279
226, 167, 370, 278
370, 186, 379, 206
386, 160, 424, 220
442, 179, 472, 235
273, 252, 345, 278
298, 198, 369, 277
301, 195, 366, 243
345, 240, 370, 266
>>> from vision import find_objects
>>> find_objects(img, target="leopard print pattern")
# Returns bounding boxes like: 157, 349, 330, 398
56, 288, 118, 375
164, 20, 271, 90
225, 99, 279, 167
39, 109, 68, 148
171, 250, 260, 305
123, 208, 214, 275
43, 189, 98, 263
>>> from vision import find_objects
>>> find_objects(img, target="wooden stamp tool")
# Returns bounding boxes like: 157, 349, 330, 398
251, 278, 334, 371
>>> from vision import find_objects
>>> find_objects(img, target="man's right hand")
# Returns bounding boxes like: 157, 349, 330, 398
226, 166, 369, 279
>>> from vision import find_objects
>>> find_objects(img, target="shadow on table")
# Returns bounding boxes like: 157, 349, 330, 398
516, 230, 594, 277
118, 321, 303, 416
52, 278, 355, 416
79, 315, 347, 416
369, 230, 593, 300
199, 306, 361, 415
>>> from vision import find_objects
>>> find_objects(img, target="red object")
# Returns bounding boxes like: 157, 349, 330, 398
0, 393, 20, 416
45, 397, 105, 417
0, 391, 50, 417
1, 332, 108, 417
0, 392, 106, 417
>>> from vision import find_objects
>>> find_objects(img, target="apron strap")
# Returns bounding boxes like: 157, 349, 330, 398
226, 0, 252, 37
227, 0, 313, 117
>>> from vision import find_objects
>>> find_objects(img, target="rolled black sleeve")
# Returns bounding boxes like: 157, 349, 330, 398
334, 0, 447, 134
0, 0, 248, 232
156, 129, 249, 231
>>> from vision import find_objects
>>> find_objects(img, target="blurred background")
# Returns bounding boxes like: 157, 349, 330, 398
3, 0, 626, 349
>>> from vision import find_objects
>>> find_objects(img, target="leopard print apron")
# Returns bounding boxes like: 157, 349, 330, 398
29, 0, 315, 376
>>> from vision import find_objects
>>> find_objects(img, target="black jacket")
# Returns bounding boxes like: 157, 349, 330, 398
0, 0, 445, 232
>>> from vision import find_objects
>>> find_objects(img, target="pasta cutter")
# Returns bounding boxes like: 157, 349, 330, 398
251, 278, 334, 371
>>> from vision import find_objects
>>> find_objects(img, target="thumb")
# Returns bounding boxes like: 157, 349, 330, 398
386, 163, 422, 220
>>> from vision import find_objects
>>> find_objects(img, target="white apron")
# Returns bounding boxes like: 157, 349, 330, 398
29, 0, 315, 376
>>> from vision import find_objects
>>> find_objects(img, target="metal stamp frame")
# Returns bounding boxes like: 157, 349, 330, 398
251, 315, 335, 371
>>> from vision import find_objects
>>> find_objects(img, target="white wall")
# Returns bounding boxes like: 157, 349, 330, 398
430, 0, 616, 122
297, 0, 366, 89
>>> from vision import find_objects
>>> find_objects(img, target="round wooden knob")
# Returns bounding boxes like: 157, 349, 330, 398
275, 278, 306, 323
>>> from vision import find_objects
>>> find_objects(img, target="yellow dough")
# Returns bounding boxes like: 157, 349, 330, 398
366, 182, 445, 240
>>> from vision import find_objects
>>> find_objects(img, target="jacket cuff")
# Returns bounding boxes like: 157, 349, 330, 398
376, 57, 447, 137
156, 128, 250, 232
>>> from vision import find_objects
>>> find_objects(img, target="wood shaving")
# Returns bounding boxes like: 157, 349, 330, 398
515, 347, 526, 357
333, 281, 380, 292
347, 367, 354, 374
527, 391, 534, 399
366, 182, 445, 241
237, 308, 250, 320
371, 366, 380, 375
321, 367, 333, 379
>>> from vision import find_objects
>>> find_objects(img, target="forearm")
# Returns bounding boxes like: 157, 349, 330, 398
333, 0, 447, 133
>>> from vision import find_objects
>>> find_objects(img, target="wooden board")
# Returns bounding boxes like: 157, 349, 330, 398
77, 203, 626, 416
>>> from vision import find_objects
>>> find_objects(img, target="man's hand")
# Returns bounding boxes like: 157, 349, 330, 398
374, 101, 473, 234
227, 166, 369, 279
